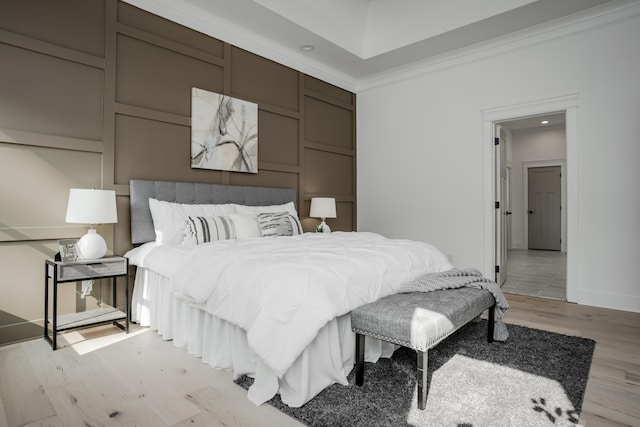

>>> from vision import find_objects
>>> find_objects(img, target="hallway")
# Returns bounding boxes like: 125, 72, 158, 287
501, 249, 566, 300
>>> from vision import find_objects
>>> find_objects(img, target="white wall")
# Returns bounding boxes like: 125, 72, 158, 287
510, 126, 567, 249
357, 9, 640, 312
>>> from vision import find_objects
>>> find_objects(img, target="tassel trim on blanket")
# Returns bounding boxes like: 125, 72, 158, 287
399, 268, 510, 341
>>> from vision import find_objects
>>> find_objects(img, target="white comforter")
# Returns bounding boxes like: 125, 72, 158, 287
128, 232, 452, 376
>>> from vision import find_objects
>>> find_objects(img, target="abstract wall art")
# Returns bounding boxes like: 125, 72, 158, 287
191, 87, 258, 173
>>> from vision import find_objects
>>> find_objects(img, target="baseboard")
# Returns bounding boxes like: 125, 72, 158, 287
575, 290, 640, 314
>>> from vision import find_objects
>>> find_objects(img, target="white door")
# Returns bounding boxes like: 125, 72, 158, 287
495, 127, 508, 285
528, 166, 561, 250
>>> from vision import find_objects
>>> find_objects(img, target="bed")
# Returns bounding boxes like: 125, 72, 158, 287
125, 179, 454, 407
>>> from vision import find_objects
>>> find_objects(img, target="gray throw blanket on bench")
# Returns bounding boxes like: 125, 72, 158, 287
398, 268, 510, 341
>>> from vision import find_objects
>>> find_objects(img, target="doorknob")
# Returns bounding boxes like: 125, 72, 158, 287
528, 210, 534, 214
505, 211, 512, 215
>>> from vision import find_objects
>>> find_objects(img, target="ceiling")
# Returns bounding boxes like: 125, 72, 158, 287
499, 112, 566, 131
127, 0, 621, 88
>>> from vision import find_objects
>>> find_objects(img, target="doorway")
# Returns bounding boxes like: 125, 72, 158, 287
497, 118, 567, 300
482, 94, 578, 303
483, 96, 577, 302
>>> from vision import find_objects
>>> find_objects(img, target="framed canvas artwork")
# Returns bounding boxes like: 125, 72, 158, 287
191, 88, 258, 173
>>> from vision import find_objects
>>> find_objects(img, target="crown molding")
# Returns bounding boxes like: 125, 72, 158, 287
356, 0, 640, 92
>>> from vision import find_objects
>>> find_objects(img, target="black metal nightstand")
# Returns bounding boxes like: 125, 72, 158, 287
44, 256, 129, 350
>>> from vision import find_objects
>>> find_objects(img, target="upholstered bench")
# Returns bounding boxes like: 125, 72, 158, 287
351, 288, 496, 410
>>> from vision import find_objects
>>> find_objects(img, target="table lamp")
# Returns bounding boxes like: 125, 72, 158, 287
310, 197, 336, 233
65, 188, 118, 259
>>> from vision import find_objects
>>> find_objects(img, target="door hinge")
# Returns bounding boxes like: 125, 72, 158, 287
495, 201, 500, 209
494, 137, 499, 146
495, 265, 500, 273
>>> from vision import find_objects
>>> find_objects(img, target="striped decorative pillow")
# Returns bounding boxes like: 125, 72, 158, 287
257, 212, 303, 237
182, 216, 236, 246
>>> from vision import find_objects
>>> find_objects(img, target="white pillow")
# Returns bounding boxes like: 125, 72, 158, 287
257, 212, 303, 237
148, 198, 236, 245
229, 213, 262, 239
231, 202, 302, 239
234, 201, 299, 217
182, 216, 236, 246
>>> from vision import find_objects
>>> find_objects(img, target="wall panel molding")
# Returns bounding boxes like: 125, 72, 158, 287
117, 0, 225, 58
0, 226, 87, 243
0, 129, 103, 153
305, 89, 355, 112
116, 22, 225, 66
114, 184, 130, 196
115, 103, 190, 126
304, 141, 354, 157
104, 0, 118, 193
256, 103, 301, 121
259, 162, 300, 174
0, 29, 105, 69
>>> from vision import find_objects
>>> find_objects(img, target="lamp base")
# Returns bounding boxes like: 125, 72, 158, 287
316, 219, 332, 233
77, 229, 107, 259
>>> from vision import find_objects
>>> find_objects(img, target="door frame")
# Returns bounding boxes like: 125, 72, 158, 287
494, 126, 509, 285
481, 94, 578, 302
523, 160, 566, 252
506, 165, 512, 250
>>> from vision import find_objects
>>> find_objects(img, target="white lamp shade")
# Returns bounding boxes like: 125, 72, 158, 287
65, 189, 118, 225
310, 197, 337, 219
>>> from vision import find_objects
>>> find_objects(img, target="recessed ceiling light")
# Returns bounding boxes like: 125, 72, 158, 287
541, 120, 549, 124
300, 44, 314, 52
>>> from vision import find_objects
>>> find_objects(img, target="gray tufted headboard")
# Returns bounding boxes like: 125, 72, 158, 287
129, 179, 297, 245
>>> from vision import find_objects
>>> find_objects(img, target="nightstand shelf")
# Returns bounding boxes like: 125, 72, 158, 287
45, 256, 129, 350
53, 307, 126, 331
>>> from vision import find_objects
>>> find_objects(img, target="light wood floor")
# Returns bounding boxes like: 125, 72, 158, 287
1, 294, 638, 427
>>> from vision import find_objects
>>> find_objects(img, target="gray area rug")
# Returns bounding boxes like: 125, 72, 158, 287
236, 321, 595, 426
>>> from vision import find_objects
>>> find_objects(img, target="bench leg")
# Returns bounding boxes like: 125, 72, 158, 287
487, 305, 495, 343
417, 350, 428, 410
355, 333, 365, 386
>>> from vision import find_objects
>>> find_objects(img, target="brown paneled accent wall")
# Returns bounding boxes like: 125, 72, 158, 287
0, 0, 356, 344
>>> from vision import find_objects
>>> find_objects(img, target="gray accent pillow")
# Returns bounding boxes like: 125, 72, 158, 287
257, 212, 303, 237
183, 216, 237, 245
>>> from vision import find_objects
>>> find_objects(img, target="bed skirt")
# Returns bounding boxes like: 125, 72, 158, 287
131, 267, 395, 407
